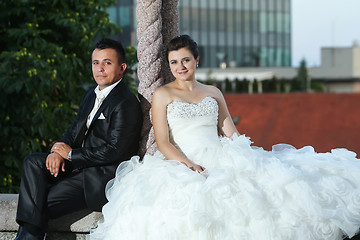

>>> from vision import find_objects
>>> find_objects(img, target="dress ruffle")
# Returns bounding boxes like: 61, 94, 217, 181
88, 134, 360, 240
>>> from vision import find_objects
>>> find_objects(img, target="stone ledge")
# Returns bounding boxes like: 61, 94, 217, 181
0, 194, 103, 238
0, 194, 18, 232
0, 232, 88, 240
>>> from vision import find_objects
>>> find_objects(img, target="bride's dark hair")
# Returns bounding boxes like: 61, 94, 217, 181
166, 35, 199, 61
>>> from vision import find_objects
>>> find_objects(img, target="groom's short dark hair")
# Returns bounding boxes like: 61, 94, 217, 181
95, 38, 126, 65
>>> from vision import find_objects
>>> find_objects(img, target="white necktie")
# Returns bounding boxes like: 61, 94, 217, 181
86, 91, 105, 128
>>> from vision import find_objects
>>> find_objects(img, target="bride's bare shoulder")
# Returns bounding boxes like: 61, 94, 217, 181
153, 84, 175, 106
199, 83, 223, 99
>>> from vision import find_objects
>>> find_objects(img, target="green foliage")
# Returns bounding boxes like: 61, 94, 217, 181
235, 79, 250, 93
290, 76, 302, 92
260, 77, 288, 93
311, 81, 325, 92
224, 78, 232, 93
278, 79, 287, 92
123, 46, 139, 94
263, 77, 277, 92
220, 77, 299, 94
0, 0, 137, 193
234, 79, 242, 93
292, 59, 309, 92
252, 80, 258, 93
1, 174, 17, 193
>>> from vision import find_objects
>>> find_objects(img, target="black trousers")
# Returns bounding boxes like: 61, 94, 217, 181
16, 153, 87, 232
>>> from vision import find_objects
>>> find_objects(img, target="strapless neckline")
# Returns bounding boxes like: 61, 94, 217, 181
166, 96, 218, 120
168, 96, 215, 107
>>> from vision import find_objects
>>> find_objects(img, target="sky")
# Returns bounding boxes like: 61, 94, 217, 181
291, 0, 360, 67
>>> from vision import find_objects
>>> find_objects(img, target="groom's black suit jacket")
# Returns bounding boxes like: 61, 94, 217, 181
60, 80, 142, 211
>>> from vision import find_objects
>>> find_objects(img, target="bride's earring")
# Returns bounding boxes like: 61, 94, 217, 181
196, 63, 199, 68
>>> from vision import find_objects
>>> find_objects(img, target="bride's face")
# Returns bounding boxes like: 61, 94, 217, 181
168, 47, 199, 81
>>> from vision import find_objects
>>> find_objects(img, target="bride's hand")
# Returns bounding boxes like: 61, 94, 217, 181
187, 162, 205, 173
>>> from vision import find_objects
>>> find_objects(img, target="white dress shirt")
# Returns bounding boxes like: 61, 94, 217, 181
86, 79, 121, 128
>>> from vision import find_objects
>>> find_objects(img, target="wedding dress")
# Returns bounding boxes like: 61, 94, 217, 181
88, 96, 360, 240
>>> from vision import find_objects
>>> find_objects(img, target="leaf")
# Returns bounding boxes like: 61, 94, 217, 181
0, 0, 136, 193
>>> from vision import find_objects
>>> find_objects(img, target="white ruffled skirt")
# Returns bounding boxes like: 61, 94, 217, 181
87, 134, 360, 240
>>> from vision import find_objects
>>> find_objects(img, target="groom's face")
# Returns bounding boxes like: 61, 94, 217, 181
92, 48, 127, 90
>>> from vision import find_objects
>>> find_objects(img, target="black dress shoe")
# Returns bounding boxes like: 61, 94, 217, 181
14, 226, 45, 240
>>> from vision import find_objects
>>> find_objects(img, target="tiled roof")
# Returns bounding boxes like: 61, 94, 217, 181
225, 93, 360, 157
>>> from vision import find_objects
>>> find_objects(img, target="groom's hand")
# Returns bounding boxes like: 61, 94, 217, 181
46, 152, 65, 177
51, 142, 72, 160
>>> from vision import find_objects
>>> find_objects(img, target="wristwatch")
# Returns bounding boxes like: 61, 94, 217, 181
67, 150, 72, 161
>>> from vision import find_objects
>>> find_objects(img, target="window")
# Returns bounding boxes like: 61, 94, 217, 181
284, 48, 291, 66
182, 0, 191, 8
182, 7, 191, 31
276, 48, 283, 66
276, 13, 283, 33
209, 47, 217, 67
284, 0, 291, 13
199, 0, 208, 9
107, 7, 117, 24
252, 11, 259, 33
244, 0, 251, 10
268, 12, 275, 32
284, 13, 291, 33
260, 12, 267, 33
260, 0, 267, 11
209, 0, 216, 9
219, 9, 226, 31
119, 7, 130, 27
192, 7, 199, 31
244, 11, 251, 32
173, 0, 292, 67
268, 47, 275, 66
260, 47, 268, 66
227, 7, 235, 32
209, 8, 217, 32
200, 8, 208, 33
269, 0, 275, 11
252, 0, 259, 10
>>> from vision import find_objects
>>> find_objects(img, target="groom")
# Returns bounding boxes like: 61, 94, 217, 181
14, 38, 143, 240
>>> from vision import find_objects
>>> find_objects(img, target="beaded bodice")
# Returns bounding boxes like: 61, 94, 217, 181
166, 96, 220, 158
166, 96, 218, 119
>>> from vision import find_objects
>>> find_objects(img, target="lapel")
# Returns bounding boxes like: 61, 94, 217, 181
77, 91, 96, 127
88, 81, 125, 128
71, 90, 96, 146
84, 91, 96, 119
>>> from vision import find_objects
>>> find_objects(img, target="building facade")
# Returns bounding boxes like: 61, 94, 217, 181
107, 0, 135, 48
197, 42, 360, 93
179, 0, 291, 68
107, 0, 292, 68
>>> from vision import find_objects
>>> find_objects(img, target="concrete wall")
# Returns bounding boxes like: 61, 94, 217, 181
324, 82, 359, 93
353, 46, 360, 77
319, 47, 353, 78
195, 44, 360, 93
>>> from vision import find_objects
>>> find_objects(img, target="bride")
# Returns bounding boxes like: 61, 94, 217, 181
87, 35, 360, 240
